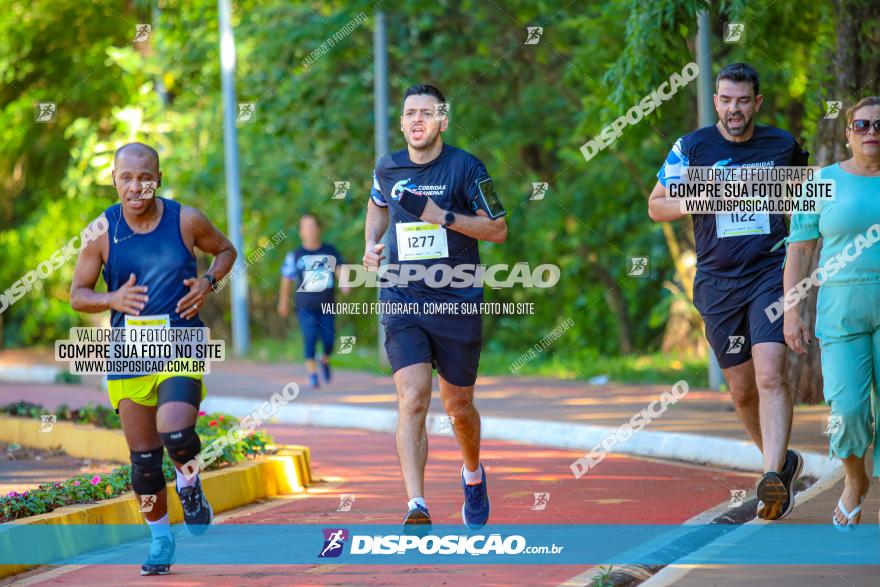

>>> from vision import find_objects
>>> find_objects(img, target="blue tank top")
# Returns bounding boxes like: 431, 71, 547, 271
103, 197, 204, 330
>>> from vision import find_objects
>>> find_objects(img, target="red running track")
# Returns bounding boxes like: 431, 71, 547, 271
5, 426, 757, 587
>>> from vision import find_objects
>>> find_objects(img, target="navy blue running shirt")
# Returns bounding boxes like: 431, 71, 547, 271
281, 244, 343, 311
371, 144, 492, 303
657, 125, 806, 283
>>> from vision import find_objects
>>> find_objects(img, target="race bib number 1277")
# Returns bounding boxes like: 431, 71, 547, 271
396, 222, 449, 261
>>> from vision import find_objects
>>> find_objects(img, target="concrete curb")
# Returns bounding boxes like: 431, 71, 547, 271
0, 365, 59, 384
201, 398, 838, 479
0, 415, 130, 463
636, 464, 847, 587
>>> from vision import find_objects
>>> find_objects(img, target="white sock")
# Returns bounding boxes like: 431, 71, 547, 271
408, 497, 427, 511
463, 464, 483, 485
175, 468, 197, 490
146, 513, 172, 539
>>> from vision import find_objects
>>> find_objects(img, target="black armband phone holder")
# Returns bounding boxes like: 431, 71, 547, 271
398, 188, 429, 218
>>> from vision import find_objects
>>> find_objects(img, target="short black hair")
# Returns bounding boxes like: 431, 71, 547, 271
716, 63, 759, 96
402, 84, 446, 109
114, 142, 160, 170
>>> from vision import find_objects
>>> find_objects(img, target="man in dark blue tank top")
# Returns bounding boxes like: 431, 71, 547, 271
70, 143, 237, 576
647, 64, 806, 521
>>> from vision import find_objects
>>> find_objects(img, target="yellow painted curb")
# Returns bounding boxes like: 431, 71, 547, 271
0, 415, 129, 463
0, 416, 312, 580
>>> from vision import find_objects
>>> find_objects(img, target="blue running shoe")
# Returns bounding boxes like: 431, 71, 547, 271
141, 535, 175, 575
461, 464, 490, 529
320, 359, 331, 383
309, 372, 320, 389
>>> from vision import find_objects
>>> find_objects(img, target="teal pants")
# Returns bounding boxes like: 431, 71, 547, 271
816, 283, 880, 476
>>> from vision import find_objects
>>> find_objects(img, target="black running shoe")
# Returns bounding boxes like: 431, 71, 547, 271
776, 449, 804, 519
320, 359, 332, 383
403, 504, 432, 536
177, 477, 213, 536
756, 450, 803, 521
141, 535, 175, 576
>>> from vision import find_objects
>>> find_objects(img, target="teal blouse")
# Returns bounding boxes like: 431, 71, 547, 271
787, 163, 880, 286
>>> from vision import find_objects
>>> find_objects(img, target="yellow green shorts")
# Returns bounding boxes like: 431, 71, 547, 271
107, 369, 207, 411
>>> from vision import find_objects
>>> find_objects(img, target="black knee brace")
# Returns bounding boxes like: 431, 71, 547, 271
130, 447, 166, 495
161, 425, 201, 464
157, 376, 202, 408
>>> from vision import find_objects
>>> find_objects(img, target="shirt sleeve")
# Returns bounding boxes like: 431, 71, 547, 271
787, 212, 820, 242
657, 137, 689, 188
465, 158, 491, 211
281, 251, 297, 280
787, 170, 823, 243
370, 169, 388, 207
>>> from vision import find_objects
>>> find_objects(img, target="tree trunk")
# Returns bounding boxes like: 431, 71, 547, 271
590, 263, 635, 354
789, 0, 880, 403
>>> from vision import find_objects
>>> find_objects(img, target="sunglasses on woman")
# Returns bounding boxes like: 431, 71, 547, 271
849, 119, 880, 134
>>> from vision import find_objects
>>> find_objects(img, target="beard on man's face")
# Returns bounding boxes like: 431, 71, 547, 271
721, 110, 753, 136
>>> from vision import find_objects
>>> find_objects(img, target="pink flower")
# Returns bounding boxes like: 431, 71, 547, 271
22, 491, 28, 498
209, 420, 217, 427
89, 475, 101, 486
73, 480, 81, 486
218, 415, 224, 422
6, 491, 18, 498
198, 410, 206, 416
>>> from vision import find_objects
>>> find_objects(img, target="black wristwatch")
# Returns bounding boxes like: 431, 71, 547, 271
442, 211, 456, 228
202, 273, 217, 287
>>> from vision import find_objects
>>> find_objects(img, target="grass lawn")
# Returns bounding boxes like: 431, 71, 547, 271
249, 336, 711, 388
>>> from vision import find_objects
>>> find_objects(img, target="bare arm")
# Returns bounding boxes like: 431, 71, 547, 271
648, 181, 686, 222
278, 277, 292, 317
782, 239, 819, 355
70, 217, 150, 315
181, 206, 237, 282
177, 206, 238, 319
420, 197, 507, 244
363, 199, 390, 269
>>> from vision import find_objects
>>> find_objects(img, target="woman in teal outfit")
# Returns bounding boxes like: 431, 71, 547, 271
784, 96, 880, 528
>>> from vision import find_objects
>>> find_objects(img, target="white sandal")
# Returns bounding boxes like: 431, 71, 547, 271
832, 496, 865, 531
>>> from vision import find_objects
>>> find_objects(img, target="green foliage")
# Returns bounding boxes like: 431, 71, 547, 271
0, 0, 840, 377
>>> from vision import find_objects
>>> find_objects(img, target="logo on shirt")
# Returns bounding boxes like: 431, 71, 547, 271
297, 255, 336, 293
390, 178, 447, 199
391, 178, 415, 201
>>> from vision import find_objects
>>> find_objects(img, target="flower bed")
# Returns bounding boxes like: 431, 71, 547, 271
0, 403, 273, 522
